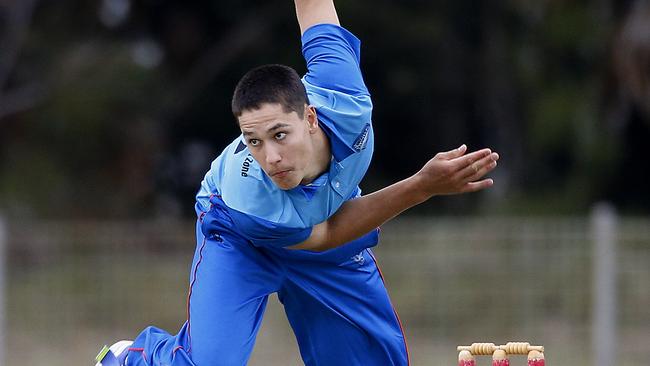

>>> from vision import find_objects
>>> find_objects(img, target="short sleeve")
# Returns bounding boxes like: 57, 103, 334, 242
301, 24, 373, 162
301, 24, 369, 96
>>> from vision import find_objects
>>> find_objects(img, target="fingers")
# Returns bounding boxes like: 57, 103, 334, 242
450, 148, 493, 170
458, 152, 499, 180
426, 145, 500, 195
435, 144, 467, 160
462, 178, 494, 193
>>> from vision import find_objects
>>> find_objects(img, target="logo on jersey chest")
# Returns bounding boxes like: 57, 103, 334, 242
241, 154, 254, 177
352, 252, 365, 265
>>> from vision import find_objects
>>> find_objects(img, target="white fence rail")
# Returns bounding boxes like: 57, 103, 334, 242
0, 216, 5, 366
591, 204, 617, 366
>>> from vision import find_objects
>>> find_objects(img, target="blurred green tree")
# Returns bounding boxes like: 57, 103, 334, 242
0, 0, 648, 218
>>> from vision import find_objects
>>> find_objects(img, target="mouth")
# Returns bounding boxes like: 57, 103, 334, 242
270, 169, 291, 178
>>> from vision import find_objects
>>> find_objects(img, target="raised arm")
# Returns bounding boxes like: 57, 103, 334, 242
290, 145, 500, 252
294, 0, 340, 35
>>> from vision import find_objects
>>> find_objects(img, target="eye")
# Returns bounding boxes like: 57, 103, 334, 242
248, 139, 260, 146
275, 132, 287, 140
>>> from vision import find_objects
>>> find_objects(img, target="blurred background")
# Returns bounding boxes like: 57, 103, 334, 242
1, 0, 649, 365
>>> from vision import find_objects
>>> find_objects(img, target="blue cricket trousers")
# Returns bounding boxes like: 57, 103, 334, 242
125, 221, 409, 365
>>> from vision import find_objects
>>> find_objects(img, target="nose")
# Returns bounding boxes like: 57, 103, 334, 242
265, 145, 282, 165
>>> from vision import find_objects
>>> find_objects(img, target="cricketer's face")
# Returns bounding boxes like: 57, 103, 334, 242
238, 103, 320, 190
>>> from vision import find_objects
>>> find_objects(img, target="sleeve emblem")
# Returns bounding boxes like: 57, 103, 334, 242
352, 123, 370, 152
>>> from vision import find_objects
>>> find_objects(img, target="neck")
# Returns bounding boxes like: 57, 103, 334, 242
301, 128, 331, 185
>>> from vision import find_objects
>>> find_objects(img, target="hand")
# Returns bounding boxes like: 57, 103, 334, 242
412, 144, 499, 198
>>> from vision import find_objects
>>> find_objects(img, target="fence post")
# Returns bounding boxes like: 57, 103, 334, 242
591, 203, 618, 366
0, 216, 6, 366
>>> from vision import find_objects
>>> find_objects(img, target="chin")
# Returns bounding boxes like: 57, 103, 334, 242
273, 179, 300, 191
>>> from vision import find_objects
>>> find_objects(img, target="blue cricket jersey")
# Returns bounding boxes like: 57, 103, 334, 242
197, 24, 377, 250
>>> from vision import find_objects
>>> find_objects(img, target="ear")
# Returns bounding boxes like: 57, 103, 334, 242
305, 105, 318, 133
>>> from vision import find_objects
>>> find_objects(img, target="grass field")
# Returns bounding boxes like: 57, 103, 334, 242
5, 217, 650, 365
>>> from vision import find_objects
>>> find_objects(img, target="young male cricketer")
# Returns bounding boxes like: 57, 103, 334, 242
95, 1, 499, 365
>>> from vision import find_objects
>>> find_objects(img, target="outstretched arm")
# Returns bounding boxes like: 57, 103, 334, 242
294, 0, 340, 35
290, 145, 500, 252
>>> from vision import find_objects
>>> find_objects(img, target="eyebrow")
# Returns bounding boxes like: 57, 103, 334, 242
266, 123, 290, 133
242, 123, 290, 137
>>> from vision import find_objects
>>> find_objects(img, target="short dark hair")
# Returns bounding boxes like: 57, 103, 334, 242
231, 64, 309, 120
